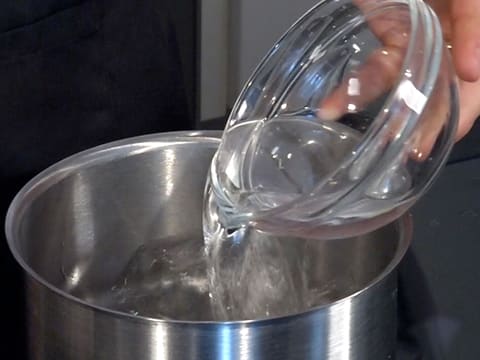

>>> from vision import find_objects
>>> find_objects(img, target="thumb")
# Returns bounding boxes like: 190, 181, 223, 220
451, 0, 480, 82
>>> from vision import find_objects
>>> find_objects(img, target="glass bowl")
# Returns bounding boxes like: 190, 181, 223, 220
207, 0, 458, 239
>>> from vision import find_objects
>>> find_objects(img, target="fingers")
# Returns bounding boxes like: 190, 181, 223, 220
318, 0, 477, 157
353, 0, 410, 39
427, 0, 453, 39
410, 68, 451, 160
410, 75, 480, 157
456, 79, 480, 140
318, 44, 404, 120
318, 1, 410, 120
451, 0, 480, 81
428, 0, 480, 139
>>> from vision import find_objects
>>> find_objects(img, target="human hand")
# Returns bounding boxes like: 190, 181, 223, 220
438, 0, 480, 139
318, 0, 480, 158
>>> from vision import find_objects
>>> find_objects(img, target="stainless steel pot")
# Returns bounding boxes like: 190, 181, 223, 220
5, 131, 411, 359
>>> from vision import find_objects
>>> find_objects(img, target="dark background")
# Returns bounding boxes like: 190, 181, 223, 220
1, 1, 480, 359
0, 0, 197, 357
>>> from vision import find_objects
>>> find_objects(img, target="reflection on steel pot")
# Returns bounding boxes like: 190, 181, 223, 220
5, 131, 411, 359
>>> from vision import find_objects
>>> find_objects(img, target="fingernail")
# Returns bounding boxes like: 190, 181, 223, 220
317, 107, 342, 121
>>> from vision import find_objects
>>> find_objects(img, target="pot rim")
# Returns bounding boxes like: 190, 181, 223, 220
5, 130, 412, 326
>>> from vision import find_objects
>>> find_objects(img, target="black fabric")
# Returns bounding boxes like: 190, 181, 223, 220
397, 251, 441, 359
406, 158, 480, 359
2, 2, 480, 359
0, 1, 194, 357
